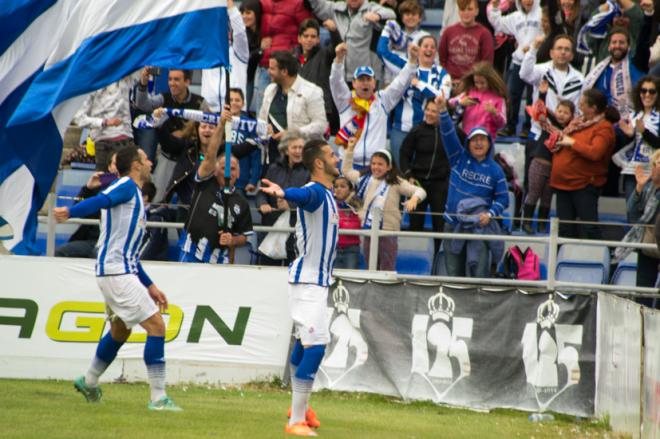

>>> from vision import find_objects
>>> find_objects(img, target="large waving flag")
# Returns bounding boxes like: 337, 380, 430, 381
0, 0, 229, 254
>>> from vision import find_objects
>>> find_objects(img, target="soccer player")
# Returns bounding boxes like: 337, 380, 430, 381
53, 146, 181, 412
260, 139, 340, 437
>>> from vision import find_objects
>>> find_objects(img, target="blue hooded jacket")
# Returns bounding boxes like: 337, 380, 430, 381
439, 111, 509, 224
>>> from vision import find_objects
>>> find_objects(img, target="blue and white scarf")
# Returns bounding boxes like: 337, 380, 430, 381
357, 175, 391, 229
576, 0, 621, 55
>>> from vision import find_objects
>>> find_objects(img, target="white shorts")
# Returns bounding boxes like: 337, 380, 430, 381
288, 283, 330, 346
96, 274, 159, 329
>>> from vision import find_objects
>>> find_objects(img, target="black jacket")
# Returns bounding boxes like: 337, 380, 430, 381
399, 121, 450, 181
296, 30, 343, 133
255, 156, 310, 226
157, 130, 200, 206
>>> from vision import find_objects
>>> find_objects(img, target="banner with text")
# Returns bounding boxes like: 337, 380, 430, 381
316, 280, 597, 416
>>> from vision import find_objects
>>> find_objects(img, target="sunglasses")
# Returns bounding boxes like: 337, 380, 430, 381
640, 88, 657, 95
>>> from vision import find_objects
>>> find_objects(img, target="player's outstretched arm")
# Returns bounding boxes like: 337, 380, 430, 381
53, 192, 113, 223
260, 179, 285, 198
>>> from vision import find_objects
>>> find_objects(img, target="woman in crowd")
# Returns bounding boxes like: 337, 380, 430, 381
616, 76, 660, 199
399, 98, 450, 254
342, 138, 426, 271
240, 0, 262, 115
614, 152, 660, 301
550, 88, 617, 239
255, 130, 310, 265
448, 61, 507, 140
334, 176, 362, 270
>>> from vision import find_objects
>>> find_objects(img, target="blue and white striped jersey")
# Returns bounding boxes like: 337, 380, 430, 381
95, 177, 146, 277
285, 182, 339, 287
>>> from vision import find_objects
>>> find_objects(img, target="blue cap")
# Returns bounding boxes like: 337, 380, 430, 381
353, 66, 375, 79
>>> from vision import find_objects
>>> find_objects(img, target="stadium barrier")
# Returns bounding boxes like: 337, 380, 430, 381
37, 192, 660, 298
0, 256, 659, 437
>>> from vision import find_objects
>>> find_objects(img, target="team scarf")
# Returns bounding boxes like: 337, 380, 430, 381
584, 55, 633, 118
356, 174, 390, 229
526, 100, 603, 152
576, 0, 621, 55
613, 109, 660, 174
336, 92, 375, 147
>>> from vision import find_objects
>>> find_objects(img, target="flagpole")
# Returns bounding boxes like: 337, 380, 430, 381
222, 23, 235, 264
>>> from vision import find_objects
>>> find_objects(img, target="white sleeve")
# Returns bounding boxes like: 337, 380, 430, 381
519, 48, 544, 85
229, 7, 249, 64
330, 62, 352, 112
72, 94, 103, 128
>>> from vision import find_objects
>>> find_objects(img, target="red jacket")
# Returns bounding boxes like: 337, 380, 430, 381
338, 207, 361, 248
259, 0, 311, 66
550, 119, 615, 191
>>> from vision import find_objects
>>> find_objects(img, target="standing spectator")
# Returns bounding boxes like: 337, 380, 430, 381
342, 139, 426, 271
240, 0, 263, 114
308, 0, 397, 83
435, 94, 509, 278
377, 0, 428, 84
226, 89, 263, 193
523, 82, 576, 234
448, 61, 507, 140
550, 88, 617, 239
179, 123, 254, 264
614, 154, 660, 298
378, 34, 452, 164
333, 176, 362, 269
585, 0, 645, 64
258, 51, 328, 165
255, 130, 311, 265
251, 0, 312, 115
615, 76, 660, 198
201, 0, 250, 112
73, 76, 136, 171
488, 0, 543, 138
520, 34, 585, 141
399, 98, 450, 254
439, 0, 494, 88
134, 68, 209, 198
537, 0, 585, 67
331, 42, 418, 169
295, 18, 344, 135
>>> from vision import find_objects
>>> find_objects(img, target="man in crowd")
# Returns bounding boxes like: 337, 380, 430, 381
179, 119, 253, 264
308, 0, 396, 83
331, 42, 418, 169
258, 51, 327, 164
73, 76, 135, 170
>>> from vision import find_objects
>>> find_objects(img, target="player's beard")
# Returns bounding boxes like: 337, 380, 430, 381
323, 159, 339, 178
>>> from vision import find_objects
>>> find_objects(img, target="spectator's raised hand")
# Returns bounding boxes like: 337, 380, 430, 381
140, 67, 151, 86
435, 93, 448, 112
538, 79, 549, 94
335, 43, 348, 63
323, 19, 337, 32
363, 11, 381, 23
345, 137, 357, 151
618, 118, 634, 137
534, 35, 545, 49
635, 164, 650, 192
635, 118, 645, 134
408, 44, 419, 64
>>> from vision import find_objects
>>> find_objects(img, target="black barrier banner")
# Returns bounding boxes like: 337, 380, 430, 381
315, 280, 597, 417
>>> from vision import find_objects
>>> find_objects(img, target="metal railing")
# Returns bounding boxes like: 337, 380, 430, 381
38, 193, 660, 297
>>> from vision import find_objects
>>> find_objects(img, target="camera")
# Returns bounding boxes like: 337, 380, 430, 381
147, 66, 161, 76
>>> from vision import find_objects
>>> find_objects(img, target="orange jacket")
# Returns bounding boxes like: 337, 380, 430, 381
550, 119, 616, 191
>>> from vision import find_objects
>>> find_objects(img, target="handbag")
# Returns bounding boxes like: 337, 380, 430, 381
258, 210, 291, 260
642, 225, 660, 259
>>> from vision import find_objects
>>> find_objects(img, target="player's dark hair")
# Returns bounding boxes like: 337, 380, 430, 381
115, 146, 141, 176
142, 181, 157, 203
269, 51, 299, 77
302, 139, 328, 172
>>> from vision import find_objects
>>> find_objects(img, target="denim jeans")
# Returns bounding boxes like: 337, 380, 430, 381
505, 63, 531, 133
334, 244, 361, 270
443, 223, 490, 277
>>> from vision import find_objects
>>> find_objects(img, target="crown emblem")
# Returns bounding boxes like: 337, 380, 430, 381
332, 280, 350, 314
428, 287, 455, 322
536, 295, 560, 329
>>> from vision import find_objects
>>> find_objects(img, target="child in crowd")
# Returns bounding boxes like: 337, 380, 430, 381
333, 176, 362, 270
449, 62, 507, 140
342, 138, 426, 271
229, 88, 263, 193
524, 80, 576, 233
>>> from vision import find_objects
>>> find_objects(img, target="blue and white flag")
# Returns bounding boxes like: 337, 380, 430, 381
0, 0, 229, 254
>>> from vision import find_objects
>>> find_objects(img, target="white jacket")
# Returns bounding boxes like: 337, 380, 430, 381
520, 47, 584, 138
201, 7, 249, 112
258, 75, 328, 139
487, 0, 542, 65
331, 60, 416, 167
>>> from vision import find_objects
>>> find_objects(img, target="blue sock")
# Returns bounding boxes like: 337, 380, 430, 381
85, 332, 123, 386
144, 336, 166, 402
290, 345, 326, 425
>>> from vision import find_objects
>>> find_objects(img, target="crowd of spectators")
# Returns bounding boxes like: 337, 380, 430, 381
59, 0, 660, 295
